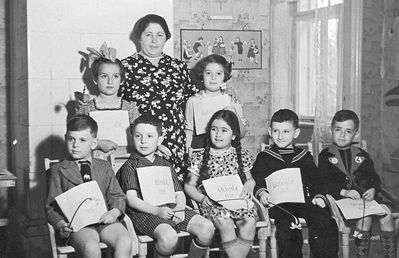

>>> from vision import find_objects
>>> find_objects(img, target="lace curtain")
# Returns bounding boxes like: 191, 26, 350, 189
312, 1, 344, 161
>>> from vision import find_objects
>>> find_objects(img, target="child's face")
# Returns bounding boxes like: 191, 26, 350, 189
65, 128, 97, 161
210, 118, 235, 151
268, 121, 300, 149
331, 120, 358, 149
203, 63, 225, 93
96, 63, 122, 97
133, 123, 163, 160
140, 22, 166, 58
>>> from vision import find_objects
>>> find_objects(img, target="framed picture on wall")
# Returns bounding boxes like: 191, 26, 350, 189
180, 29, 262, 70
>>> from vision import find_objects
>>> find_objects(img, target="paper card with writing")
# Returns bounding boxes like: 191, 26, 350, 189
55, 181, 107, 232
137, 166, 175, 206
89, 110, 130, 146
265, 168, 305, 204
202, 174, 247, 210
193, 94, 231, 135
335, 198, 387, 220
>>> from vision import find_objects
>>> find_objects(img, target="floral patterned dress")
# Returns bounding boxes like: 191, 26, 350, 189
119, 53, 198, 181
188, 146, 258, 221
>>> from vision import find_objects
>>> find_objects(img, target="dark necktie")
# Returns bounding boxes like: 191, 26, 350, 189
79, 161, 92, 182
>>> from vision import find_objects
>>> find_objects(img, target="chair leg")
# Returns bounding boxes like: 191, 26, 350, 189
138, 242, 148, 258
258, 227, 268, 258
270, 224, 277, 258
342, 232, 350, 258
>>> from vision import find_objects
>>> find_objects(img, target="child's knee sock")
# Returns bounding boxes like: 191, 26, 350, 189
237, 236, 253, 257
222, 238, 242, 258
354, 230, 371, 258
188, 237, 210, 258
380, 230, 396, 258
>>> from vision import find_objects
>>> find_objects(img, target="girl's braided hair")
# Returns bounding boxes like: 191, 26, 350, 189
199, 110, 245, 184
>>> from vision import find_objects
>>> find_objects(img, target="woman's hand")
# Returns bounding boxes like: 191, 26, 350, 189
98, 208, 120, 224
362, 188, 375, 201
156, 207, 174, 220
97, 139, 118, 153
340, 189, 361, 200
157, 144, 172, 159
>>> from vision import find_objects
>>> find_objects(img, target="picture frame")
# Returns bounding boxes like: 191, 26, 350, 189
180, 29, 262, 70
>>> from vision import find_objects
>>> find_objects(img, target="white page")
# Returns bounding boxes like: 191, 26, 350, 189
336, 198, 387, 220
202, 174, 247, 210
55, 181, 107, 232
137, 166, 175, 206
89, 110, 130, 146
193, 94, 231, 135
265, 168, 305, 204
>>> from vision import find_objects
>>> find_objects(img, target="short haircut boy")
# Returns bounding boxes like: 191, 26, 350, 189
131, 113, 163, 136
331, 109, 359, 131
270, 109, 299, 129
67, 114, 98, 137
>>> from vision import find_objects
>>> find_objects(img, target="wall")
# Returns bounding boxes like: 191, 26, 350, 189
362, 0, 399, 196
173, 0, 271, 155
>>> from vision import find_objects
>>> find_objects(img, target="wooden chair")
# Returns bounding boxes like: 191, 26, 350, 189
44, 158, 138, 258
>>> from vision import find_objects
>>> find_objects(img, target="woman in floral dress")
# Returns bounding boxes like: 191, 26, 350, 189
119, 14, 198, 181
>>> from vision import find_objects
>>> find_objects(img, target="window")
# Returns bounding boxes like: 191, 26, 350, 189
295, 0, 343, 117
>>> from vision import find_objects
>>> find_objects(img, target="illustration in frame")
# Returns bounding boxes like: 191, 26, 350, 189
180, 29, 262, 70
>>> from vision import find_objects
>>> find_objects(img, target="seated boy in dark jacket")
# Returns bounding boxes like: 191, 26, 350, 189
251, 109, 338, 258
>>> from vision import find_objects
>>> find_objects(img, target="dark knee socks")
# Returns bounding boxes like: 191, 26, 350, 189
380, 230, 396, 258
355, 230, 371, 258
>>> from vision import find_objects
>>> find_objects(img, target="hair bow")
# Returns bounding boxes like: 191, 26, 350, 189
86, 42, 117, 66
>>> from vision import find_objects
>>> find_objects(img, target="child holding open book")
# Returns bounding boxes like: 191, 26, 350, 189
117, 113, 214, 258
251, 109, 338, 258
184, 109, 257, 258
318, 109, 396, 258
45, 114, 132, 258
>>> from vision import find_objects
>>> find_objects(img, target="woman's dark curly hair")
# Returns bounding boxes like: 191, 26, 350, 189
190, 54, 232, 91
198, 109, 246, 184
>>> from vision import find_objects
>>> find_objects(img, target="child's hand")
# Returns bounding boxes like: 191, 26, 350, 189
98, 208, 120, 224
362, 188, 375, 201
157, 144, 172, 159
341, 189, 361, 199
172, 210, 185, 223
200, 196, 213, 208
156, 207, 174, 220
240, 182, 254, 200
57, 220, 73, 239
97, 139, 118, 153
259, 191, 270, 206
312, 197, 326, 208
225, 85, 240, 103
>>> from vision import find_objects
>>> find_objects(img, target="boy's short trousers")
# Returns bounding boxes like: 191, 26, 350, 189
130, 207, 198, 237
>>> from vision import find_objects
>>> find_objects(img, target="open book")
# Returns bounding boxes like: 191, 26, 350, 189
265, 168, 305, 204
202, 174, 248, 210
335, 198, 387, 220
55, 181, 107, 232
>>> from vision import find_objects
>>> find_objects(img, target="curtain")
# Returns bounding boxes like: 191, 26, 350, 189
312, 1, 344, 162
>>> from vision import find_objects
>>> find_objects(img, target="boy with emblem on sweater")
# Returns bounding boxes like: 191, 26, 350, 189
318, 109, 396, 258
